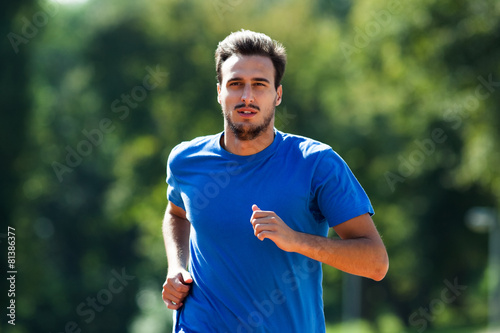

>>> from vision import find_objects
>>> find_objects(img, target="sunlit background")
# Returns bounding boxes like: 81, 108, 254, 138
1, 0, 500, 332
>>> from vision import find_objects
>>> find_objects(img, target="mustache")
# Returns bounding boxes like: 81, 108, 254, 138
234, 103, 260, 111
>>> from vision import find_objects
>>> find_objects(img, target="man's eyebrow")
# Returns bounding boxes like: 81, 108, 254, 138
227, 77, 271, 83
227, 77, 243, 83
252, 78, 270, 83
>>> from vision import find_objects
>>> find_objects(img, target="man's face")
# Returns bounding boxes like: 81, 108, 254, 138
217, 54, 282, 141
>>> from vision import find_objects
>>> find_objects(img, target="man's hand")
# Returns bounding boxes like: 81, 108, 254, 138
250, 204, 299, 252
162, 269, 193, 310
250, 205, 388, 281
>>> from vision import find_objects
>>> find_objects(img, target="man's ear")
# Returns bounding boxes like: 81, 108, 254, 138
275, 85, 283, 106
217, 83, 221, 105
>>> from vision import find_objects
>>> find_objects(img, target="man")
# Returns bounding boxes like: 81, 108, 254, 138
162, 29, 388, 332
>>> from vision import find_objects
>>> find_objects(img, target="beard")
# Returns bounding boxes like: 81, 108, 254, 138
223, 96, 277, 141
224, 107, 275, 141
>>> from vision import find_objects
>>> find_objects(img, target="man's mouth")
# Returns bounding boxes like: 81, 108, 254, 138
236, 107, 258, 118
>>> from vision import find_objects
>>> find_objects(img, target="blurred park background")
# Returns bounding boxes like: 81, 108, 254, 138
1, 0, 500, 332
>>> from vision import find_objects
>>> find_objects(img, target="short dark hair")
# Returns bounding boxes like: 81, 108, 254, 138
215, 30, 287, 90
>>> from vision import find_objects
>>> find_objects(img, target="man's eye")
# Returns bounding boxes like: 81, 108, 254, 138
229, 82, 241, 86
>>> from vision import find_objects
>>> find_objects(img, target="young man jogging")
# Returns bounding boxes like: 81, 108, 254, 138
162, 29, 388, 332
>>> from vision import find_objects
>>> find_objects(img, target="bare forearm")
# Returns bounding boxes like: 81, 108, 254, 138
161, 203, 193, 310
251, 208, 388, 281
291, 232, 388, 281
162, 209, 191, 271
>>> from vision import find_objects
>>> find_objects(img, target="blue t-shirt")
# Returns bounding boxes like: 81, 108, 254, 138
166, 130, 374, 333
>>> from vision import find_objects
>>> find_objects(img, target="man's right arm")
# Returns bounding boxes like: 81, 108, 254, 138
162, 201, 192, 310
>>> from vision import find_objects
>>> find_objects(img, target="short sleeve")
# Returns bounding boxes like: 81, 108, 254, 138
166, 158, 185, 211
312, 149, 374, 227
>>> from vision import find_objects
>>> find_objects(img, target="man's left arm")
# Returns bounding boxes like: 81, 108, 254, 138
250, 205, 388, 281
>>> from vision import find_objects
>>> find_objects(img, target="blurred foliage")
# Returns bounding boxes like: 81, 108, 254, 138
2, 0, 499, 332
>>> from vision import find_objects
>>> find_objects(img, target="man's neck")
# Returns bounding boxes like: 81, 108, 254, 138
221, 128, 275, 156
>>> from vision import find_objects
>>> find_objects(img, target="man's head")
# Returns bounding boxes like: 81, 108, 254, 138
215, 30, 287, 90
216, 30, 286, 144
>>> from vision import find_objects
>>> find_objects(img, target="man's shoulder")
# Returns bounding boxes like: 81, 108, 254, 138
279, 131, 335, 157
278, 131, 348, 173
168, 133, 220, 163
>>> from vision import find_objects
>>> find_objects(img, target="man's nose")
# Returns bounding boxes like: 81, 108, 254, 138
241, 84, 254, 104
